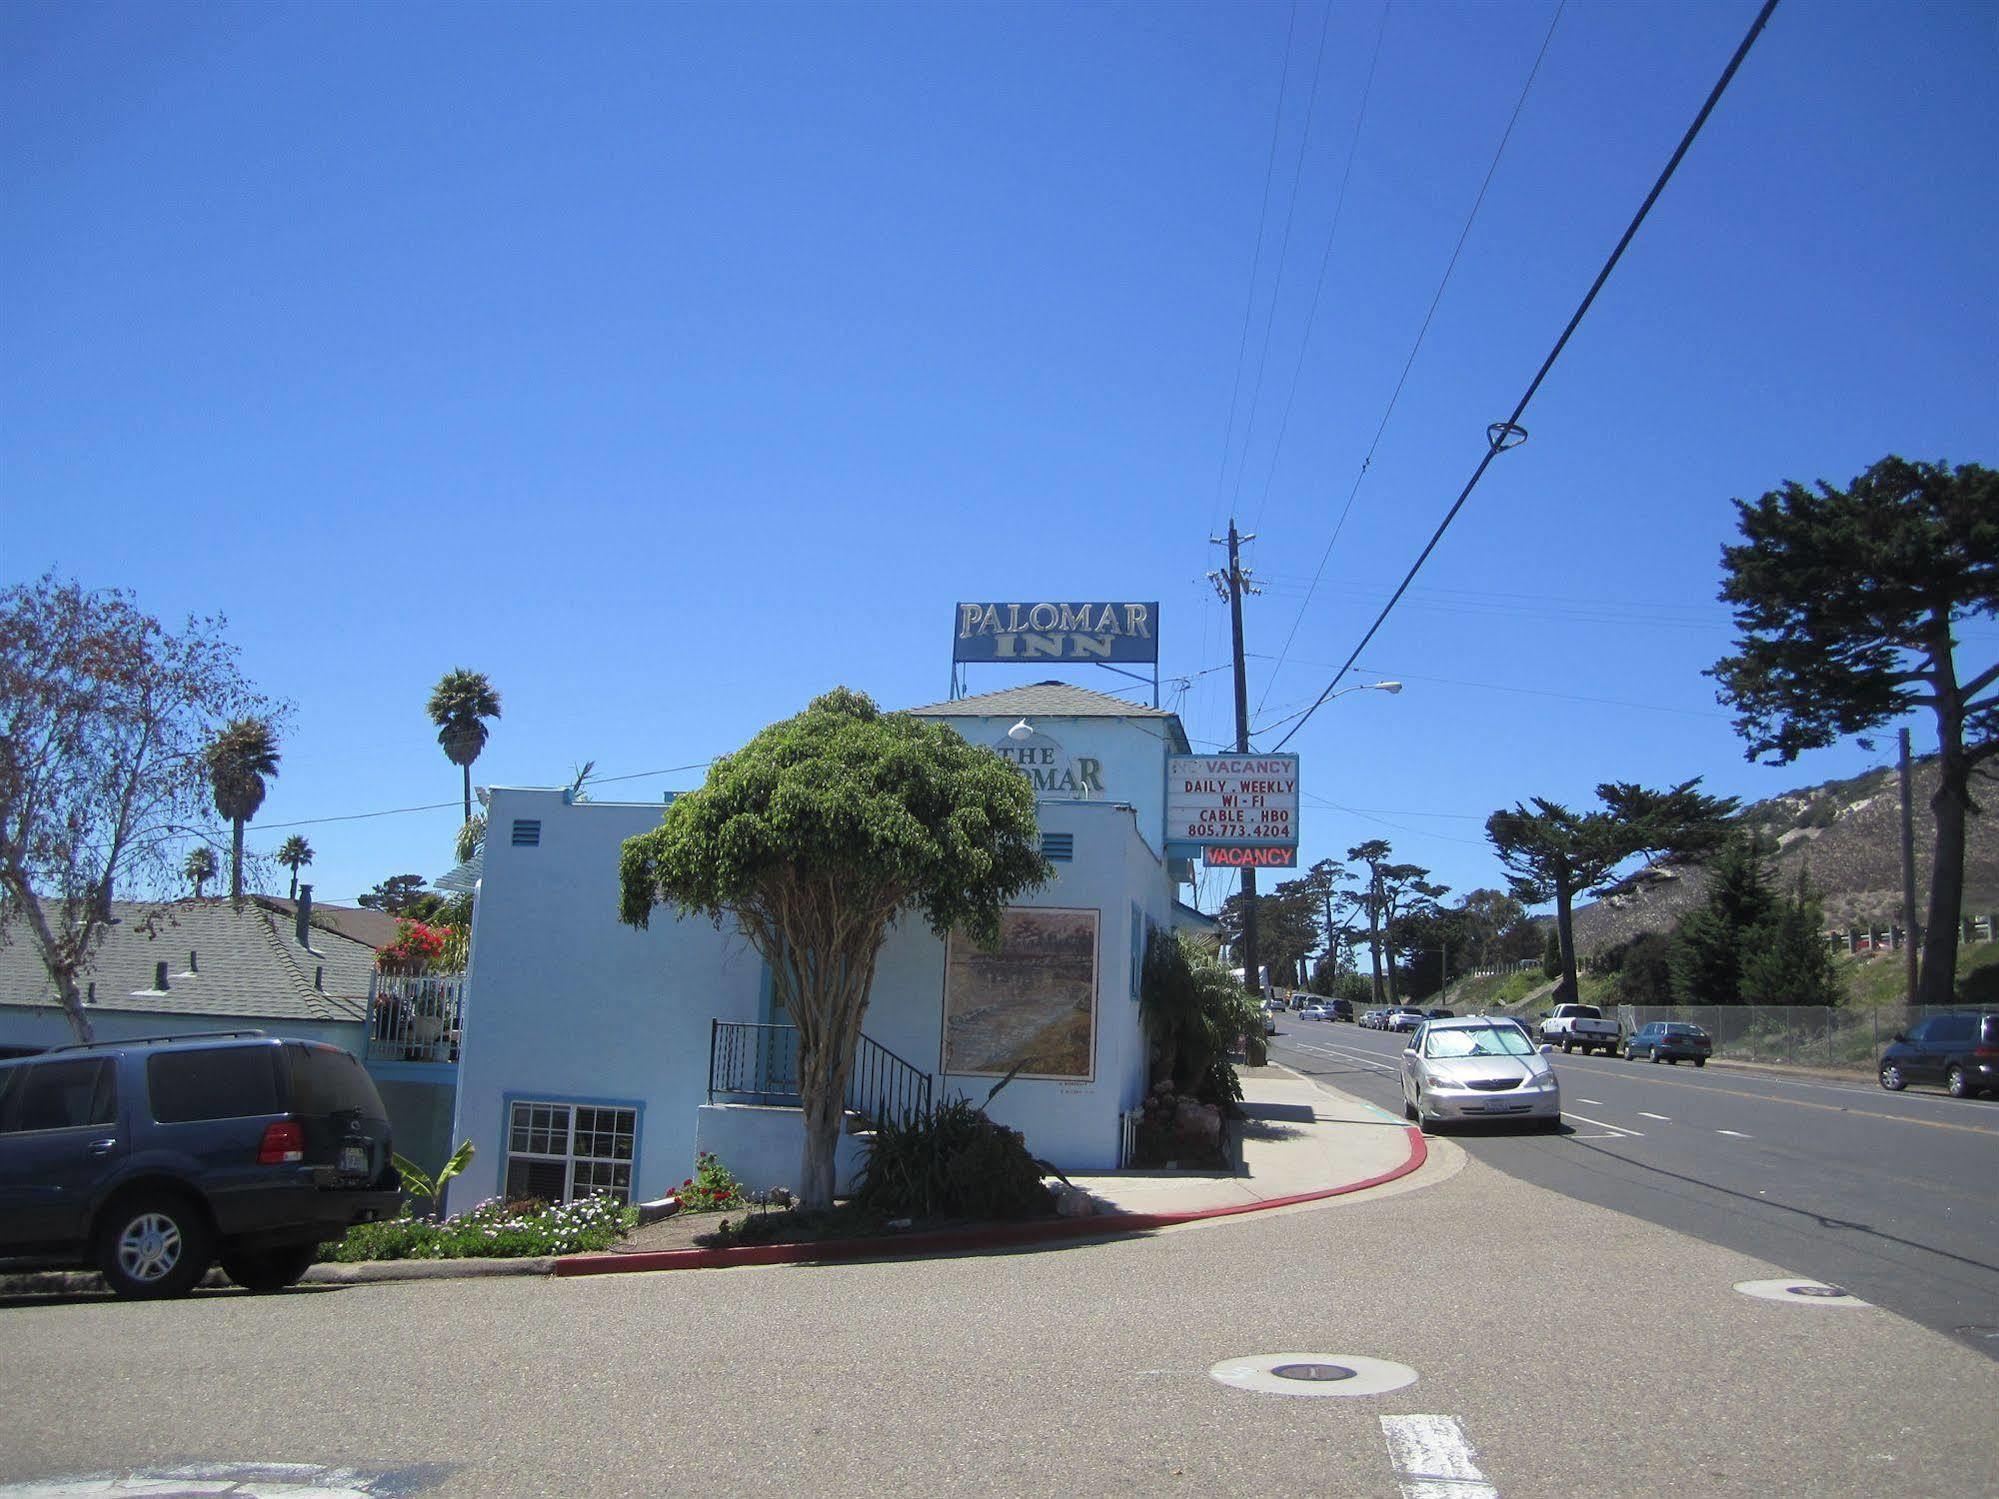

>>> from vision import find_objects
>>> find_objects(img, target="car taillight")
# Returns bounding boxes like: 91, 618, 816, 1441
1974, 1047, 1999, 1059
258, 1120, 305, 1164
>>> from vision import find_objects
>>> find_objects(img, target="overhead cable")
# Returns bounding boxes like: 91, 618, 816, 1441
1271, 0, 1782, 752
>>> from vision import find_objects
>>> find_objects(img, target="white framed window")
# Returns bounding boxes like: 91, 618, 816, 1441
504, 1100, 636, 1204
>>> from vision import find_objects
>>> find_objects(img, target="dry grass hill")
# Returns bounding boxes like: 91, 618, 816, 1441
1569, 756, 1999, 960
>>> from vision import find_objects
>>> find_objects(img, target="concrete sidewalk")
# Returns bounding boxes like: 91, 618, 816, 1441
1066, 1069, 1417, 1215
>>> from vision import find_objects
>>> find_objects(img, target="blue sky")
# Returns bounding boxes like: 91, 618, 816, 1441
4, 0, 1994, 916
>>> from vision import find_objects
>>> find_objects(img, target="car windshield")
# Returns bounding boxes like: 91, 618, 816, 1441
1424, 1026, 1534, 1059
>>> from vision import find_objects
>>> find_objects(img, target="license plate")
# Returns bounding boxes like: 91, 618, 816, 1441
339, 1145, 368, 1175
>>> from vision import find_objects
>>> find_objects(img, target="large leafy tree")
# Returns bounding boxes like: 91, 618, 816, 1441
426, 668, 502, 829
1216, 875, 1322, 988
1708, 456, 1997, 1006
0, 575, 274, 1041
1338, 843, 1442, 1005
1486, 780, 1737, 1003
618, 688, 1049, 1209
357, 873, 433, 915
205, 717, 280, 904
277, 835, 313, 900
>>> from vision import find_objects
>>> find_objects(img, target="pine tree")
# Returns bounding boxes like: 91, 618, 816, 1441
1670, 833, 1778, 1004
1741, 870, 1843, 1006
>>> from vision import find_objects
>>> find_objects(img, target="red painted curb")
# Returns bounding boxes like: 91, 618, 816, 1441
554, 1123, 1429, 1278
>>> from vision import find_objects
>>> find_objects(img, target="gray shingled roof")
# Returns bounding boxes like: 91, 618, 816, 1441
904, 680, 1190, 751
252, 896, 402, 952
0, 900, 372, 1024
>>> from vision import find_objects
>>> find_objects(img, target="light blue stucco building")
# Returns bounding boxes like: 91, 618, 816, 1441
444, 681, 1218, 1213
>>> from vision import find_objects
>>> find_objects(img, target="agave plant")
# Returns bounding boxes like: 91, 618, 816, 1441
426, 668, 501, 829
204, 717, 280, 904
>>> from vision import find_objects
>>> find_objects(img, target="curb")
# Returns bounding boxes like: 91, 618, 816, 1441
0, 1257, 555, 1297
553, 1123, 1429, 1278
1704, 1056, 1873, 1083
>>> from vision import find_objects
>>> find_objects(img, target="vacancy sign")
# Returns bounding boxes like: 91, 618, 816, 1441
1166, 755, 1300, 862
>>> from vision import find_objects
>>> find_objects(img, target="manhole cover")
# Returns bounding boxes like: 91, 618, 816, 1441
1271, 1362, 1356, 1382
1734, 1279, 1874, 1307
1209, 1353, 1417, 1398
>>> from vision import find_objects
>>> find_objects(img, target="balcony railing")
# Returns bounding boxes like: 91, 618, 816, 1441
368, 973, 466, 1064
708, 1021, 932, 1127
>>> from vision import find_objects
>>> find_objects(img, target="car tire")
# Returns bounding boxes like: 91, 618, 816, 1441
1403, 1096, 1418, 1122
221, 1243, 319, 1293
1947, 1066, 1970, 1099
1694, 1057, 1706, 1068
1879, 1062, 1906, 1092
95, 1190, 213, 1301
1561, 1040, 1573, 1054
1650, 1051, 1662, 1064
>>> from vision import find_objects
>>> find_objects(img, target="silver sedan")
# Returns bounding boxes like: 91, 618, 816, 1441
1400, 1017, 1561, 1131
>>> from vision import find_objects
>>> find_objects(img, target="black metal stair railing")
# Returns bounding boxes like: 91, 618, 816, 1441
707, 1021, 932, 1127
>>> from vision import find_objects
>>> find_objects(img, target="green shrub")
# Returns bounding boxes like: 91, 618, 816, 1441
674, 1151, 748, 1211
318, 1195, 636, 1262
854, 1096, 1055, 1221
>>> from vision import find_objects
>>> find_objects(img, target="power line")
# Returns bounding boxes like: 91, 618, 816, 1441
1272, 0, 1782, 752
1228, 0, 1339, 521
1246, 0, 1393, 540
242, 760, 715, 837
1256, 0, 1566, 716
1207, 0, 1302, 542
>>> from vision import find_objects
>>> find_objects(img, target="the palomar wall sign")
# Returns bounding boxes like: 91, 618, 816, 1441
952, 602, 1158, 663
941, 907, 1098, 1080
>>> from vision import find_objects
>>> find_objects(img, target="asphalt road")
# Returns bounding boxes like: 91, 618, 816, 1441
1271, 1017, 1999, 1359
3, 1143, 1996, 1498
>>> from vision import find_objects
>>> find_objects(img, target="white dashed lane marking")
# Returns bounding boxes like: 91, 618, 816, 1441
1638, 1112, 1672, 1121
1716, 1129, 1752, 1138
1576, 1097, 1603, 1105
1560, 1110, 1643, 1137
1380, 1414, 1499, 1499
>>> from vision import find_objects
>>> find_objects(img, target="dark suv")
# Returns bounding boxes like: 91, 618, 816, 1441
1878, 1012, 1999, 1099
0, 1031, 401, 1298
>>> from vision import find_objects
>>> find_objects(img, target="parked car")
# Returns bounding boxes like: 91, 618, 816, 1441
1360, 1010, 1385, 1029
1878, 1011, 1999, 1098
1426, 1008, 1455, 1020
1385, 1007, 1426, 1033
1297, 1005, 1331, 1022
1400, 1017, 1561, 1131
0, 1031, 402, 1299
1538, 1003, 1622, 1056
1329, 998, 1354, 1023
1263, 1007, 1280, 1036
1625, 1021, 1712, 1066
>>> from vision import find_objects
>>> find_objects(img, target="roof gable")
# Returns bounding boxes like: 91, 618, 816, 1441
904, 680, 1190, 751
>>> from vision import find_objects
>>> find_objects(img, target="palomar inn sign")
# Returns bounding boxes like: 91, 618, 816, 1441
953, 602, 1158, 663
1166, 754, 1300, 868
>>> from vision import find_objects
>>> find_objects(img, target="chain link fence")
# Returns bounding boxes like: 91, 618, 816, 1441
1614, 1003, 1981, 1072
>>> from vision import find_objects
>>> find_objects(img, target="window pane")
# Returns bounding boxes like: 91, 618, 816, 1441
1, 1059, 114, 1133
504, 1157, 567, 1203
289, 1045, 386, 1119
146, 1047, 281, 1123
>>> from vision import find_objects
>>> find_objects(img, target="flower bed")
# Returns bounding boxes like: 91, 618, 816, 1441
318, 1196, 637, 1262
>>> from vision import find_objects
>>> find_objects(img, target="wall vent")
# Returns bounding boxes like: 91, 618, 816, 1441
1041, 833, 1074, 862
511, 819, 542, 847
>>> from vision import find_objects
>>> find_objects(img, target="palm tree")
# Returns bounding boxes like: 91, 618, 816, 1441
426, 669, 502, 829
204, 717, 281, 905
278, 835, 314, 900
184, 846, 218, 900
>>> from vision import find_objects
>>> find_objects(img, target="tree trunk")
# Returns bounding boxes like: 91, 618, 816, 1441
11, 890, 95, 1043
1917, 745, 1968, 1008
1366, 898, 1383, 1006
1553, 879, 1579, 1004
289, 867, 298, 900
230, 817, 245, 905
463, 762, 473, 831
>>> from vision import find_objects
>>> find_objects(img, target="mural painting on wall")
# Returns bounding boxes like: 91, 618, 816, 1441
942, 907, 1098, 1081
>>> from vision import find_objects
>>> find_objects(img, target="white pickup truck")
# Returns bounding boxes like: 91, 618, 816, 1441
1539, 1003, 1622, 1056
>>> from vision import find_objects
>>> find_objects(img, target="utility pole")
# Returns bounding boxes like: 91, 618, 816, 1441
1899, 727, 1919, 1002
1210, 519, 1260, 1000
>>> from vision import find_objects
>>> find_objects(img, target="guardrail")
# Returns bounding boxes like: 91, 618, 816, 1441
367, 974, 465, 1064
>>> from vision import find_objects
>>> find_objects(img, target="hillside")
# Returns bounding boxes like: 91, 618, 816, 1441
1568, 756, 1999, 960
